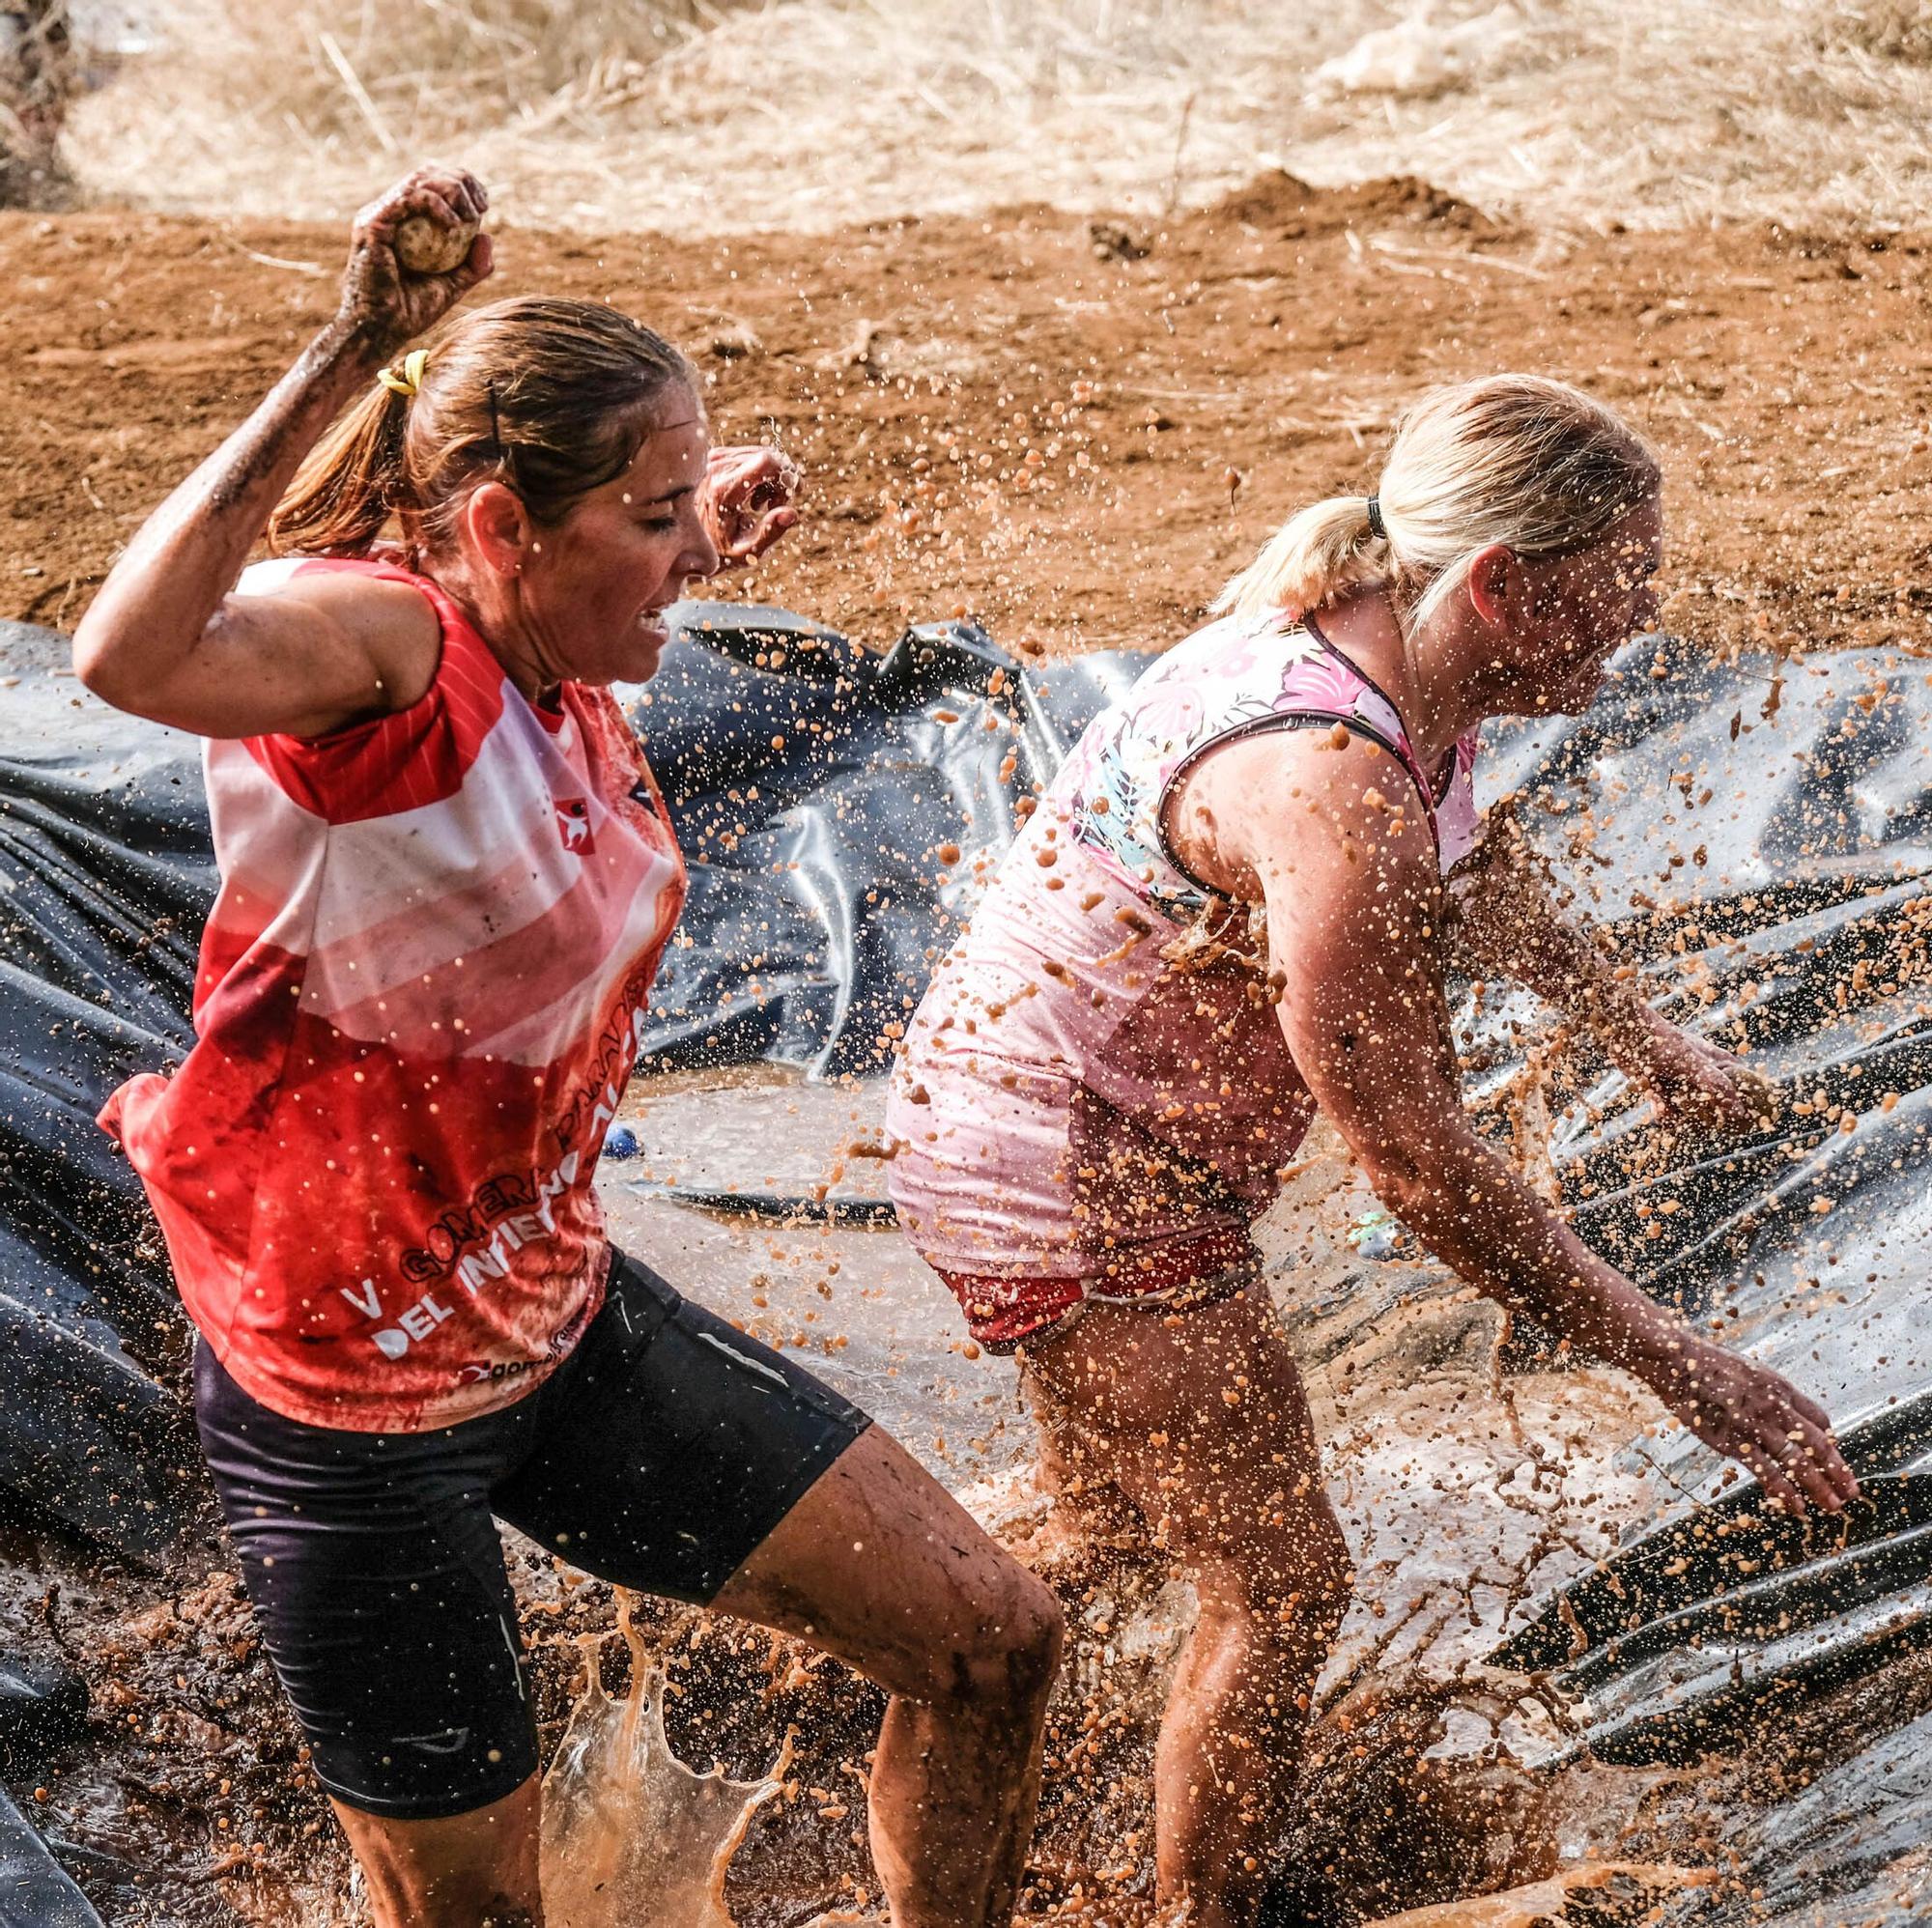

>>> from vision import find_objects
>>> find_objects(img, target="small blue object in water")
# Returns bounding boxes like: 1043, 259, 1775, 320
603, 1124, 639, 1161
1348, 1207, 1403, 1262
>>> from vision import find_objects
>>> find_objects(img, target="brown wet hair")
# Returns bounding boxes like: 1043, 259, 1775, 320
269, 295, 696, 558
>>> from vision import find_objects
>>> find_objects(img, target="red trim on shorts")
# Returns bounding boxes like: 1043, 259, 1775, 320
937, 1228, 1258, 1352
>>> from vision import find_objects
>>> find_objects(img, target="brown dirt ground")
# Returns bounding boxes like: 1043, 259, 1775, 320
6, 172, 1932, 659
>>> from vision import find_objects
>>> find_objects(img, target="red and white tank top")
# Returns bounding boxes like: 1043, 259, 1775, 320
99, 557, 687, 1432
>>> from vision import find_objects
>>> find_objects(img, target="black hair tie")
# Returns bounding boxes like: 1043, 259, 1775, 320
1365, 494, 1386, 540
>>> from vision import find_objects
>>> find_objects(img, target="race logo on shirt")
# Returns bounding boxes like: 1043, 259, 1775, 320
554, 797, 595, 854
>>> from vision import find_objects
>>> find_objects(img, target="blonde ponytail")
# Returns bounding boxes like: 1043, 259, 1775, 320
1213, 375, 1660, 628
1208, 493, 1384, 620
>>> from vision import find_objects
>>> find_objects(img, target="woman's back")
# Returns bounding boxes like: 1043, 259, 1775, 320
885, 610, 1480, 1285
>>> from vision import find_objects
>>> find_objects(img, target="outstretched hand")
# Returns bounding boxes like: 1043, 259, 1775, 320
339, 165, 494, 360
703, 444, 802, 566
1619, 1009, 1779, 1133
1642, 1335, 1860, 1517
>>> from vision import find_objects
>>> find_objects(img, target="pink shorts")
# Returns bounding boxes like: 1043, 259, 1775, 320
936, 1230, 1259, 1352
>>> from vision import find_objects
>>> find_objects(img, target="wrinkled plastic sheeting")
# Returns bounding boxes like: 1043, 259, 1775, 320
1475, 633, 1932, 1922
0, 624, 213, 1559
1667, 1705, 1932, 1927
1479, 632, 1932, 1443
0, 1660, 97, 1925
634, 601, 1144, 1076
1472, 629, 1932, 1495
0, 1786, 100, 1928
0, 606, 1140, 1555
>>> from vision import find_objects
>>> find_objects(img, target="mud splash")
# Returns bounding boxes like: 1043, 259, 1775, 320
540, 1597, 793, 1928
6, 1068, 1926, 1924
1362, 1862, 1713, 1927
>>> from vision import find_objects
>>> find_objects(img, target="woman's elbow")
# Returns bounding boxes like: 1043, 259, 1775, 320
71, 606, 164, 713
70, 618, 128, 703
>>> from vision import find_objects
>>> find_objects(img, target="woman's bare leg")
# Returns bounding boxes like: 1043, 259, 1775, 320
713, 1424, 1065, 1927
328, 1778, 540, 1927
321, 1427, 1059, 1928
1023, 1287, 1352, 1928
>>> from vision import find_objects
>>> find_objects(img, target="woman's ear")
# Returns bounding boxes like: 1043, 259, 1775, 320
460, 479, 534, 580
1464, 541, 1523, 626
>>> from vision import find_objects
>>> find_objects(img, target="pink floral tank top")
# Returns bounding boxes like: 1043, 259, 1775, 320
885, 610, 1482, 1284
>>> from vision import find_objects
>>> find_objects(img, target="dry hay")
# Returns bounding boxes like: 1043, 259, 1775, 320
49, 0, 1932, 237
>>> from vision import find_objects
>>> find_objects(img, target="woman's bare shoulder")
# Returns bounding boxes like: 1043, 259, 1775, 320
252, 566, 447, 715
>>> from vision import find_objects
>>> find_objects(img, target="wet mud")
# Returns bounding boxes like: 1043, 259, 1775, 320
540, 1597, 792, 1928
0, 1091, 1902, 1926
12, 636, 1932, 1918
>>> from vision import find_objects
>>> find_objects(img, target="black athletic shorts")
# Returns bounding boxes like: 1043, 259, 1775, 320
192, 1250, 869, 1820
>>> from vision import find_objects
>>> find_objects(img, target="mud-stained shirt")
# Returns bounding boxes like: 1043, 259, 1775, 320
99, 557, 687, 1432
885, 610, 1481, 1283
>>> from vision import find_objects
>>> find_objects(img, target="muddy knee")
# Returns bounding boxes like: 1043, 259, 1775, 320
987, 1567, 1065, 1706
936, 1566, 1064, 1715
1012, 1568, 1066, 1697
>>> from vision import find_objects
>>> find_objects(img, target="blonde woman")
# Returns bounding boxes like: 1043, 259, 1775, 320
885, 377, 1859, 1928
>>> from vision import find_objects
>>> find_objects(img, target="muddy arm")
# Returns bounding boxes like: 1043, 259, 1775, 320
1446, 804, 1774, 1130
1198, 727, 1855, 1517
1444, 803, 1650, 1036
71, 166, 490, 739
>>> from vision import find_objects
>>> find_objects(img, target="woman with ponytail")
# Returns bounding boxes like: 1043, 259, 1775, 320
886, 374, 1859, 1927
74, 166, 1060, 1928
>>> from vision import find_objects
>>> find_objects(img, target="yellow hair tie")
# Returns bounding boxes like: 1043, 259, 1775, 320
377, 349, 429, 400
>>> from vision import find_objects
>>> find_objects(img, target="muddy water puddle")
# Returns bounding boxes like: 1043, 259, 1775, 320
2, 1076, 1921, 1924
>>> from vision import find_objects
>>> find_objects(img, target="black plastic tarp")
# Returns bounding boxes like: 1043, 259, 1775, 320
1481, 631, 1932, 1450
618, 602, 1143, 1076
1471, 632, 1932, 1927
1470, 630, 1932, 1526
0, 622, 213, 1559
0, 1784, 99, 1928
